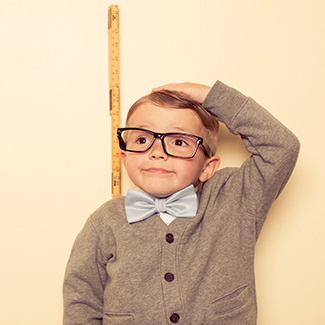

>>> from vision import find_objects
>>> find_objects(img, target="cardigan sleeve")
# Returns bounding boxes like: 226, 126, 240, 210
63, 216, 109, 325
203, 81, 300, 221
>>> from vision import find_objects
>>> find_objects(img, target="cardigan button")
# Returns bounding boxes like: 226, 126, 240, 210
170, 313, 180, 323
166, 233, 174, 243
164, 272, 175, 282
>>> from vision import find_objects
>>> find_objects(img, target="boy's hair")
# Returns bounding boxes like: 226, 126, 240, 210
125, 90, 219, 156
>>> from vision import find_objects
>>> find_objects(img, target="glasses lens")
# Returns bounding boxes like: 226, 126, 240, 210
164, 134, 198, 157
121, 129, 154, 151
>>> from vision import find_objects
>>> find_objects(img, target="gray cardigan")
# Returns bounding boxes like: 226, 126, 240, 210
63, 81, 300, 324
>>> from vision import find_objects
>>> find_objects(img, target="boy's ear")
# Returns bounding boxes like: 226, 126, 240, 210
120, 151, 126, 167
199, 156, 220, 183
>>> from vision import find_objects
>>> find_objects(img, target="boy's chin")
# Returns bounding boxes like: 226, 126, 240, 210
139, 184, 193, 199
142, 189, 174, 199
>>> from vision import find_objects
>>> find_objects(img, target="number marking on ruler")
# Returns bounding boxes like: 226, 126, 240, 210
108, 5, 120, 198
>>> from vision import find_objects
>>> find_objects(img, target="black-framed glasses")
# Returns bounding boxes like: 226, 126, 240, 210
117, 127, 211, 159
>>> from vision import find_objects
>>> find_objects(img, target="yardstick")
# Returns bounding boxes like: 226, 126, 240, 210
108, 5, 121, 197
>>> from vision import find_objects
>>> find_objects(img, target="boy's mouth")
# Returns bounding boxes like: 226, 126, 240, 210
143, 168, 172, 174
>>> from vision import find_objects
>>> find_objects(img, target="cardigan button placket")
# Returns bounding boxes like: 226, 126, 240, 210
160, 229, 183, 323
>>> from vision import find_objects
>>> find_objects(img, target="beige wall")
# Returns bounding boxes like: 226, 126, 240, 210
1, 0, 324, 324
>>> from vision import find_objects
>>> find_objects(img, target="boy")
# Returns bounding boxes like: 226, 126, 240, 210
63, 80, 299, 324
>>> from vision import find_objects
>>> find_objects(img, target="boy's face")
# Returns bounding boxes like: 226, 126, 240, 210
120, 102, 220, 198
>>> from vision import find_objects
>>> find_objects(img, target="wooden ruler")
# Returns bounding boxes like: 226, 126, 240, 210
108, 5, 121, 197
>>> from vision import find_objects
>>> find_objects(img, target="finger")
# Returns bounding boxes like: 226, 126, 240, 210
151, 83, 185, 93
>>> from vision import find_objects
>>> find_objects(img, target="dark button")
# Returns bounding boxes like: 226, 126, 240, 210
166, 233, 174, 243
164, 272, 175, 282
170, 313, 180, 323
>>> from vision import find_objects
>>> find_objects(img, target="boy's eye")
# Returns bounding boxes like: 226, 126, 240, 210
136, 137, 150, 144
173, 138, 189, 147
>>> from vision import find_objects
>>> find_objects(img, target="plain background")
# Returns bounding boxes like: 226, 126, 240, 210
1, 0, 324, 324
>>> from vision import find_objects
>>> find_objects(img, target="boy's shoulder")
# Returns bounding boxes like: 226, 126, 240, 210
200, 166, 241, 203
205, 166, 239, 187
95, 195, 125, 211
89, 195, 127, 227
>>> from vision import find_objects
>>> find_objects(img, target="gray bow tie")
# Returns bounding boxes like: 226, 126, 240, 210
125, 185, 198, 224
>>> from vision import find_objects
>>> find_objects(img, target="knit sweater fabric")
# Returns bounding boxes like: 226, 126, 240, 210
63, 81, 300, 325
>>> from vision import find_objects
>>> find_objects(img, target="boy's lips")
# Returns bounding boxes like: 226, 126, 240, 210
143, 168, 172, 174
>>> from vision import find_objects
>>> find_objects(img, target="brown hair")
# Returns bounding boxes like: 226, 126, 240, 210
125, 90, 219, 156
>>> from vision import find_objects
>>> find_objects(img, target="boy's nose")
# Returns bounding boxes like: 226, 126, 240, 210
149, 139, 167, 160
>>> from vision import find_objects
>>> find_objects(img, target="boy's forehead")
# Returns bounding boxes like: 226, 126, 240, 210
128, 102, 199, 120
129, 102, 178, 114
127, 102, 205, 134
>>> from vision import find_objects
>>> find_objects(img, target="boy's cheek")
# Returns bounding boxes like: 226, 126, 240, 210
120, 152, 140, 175
120, 151, 144, 175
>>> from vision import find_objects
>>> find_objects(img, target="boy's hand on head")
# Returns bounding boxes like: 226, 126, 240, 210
152, 82, 211, 104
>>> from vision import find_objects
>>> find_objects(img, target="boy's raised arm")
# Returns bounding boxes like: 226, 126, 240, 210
204, 80, 300, 220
